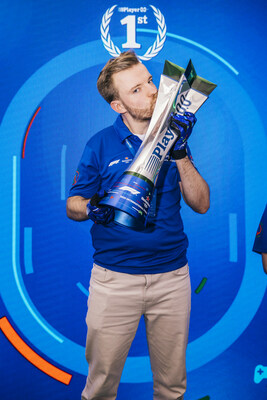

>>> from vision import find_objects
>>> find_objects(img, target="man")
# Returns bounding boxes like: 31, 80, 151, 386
67, 51, 210, 400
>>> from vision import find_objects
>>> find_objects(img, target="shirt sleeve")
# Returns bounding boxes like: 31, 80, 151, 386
68, 142, 100, 199
253, 204, 267, 254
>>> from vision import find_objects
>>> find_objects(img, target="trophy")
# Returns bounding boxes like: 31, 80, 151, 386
100, 59, 217, 229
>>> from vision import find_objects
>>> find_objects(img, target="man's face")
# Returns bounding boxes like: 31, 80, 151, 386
112, 63, 158, 121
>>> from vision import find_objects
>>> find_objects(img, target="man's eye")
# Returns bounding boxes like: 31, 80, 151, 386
148, 78, 153, 83
133, 88, 140, 93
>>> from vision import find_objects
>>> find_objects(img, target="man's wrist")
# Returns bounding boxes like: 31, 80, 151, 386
171, 147, 187, 160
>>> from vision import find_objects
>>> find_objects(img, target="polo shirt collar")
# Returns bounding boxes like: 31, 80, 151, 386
113, 115, 133, 142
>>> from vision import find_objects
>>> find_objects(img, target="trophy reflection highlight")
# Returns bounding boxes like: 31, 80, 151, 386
100, 59, 217, 229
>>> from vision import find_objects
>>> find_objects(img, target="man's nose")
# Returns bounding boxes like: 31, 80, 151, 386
147, 82, 157, 96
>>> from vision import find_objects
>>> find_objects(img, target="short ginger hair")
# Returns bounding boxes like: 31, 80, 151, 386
97, 51, 140, 104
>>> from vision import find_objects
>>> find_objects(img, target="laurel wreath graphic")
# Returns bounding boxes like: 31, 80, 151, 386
100, 5, 167, 60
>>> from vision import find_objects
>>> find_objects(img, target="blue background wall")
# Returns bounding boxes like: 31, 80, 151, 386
0, 1, 266, 399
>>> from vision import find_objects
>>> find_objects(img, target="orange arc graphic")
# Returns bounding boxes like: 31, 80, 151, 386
256, 224, 262, 236
0, 317, 72, 385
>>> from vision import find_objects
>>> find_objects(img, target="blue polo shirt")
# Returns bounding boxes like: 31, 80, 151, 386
253, 205, 267, 254
69, 115, 189, 274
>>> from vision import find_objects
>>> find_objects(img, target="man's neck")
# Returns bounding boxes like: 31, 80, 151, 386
121, 114, 150, 136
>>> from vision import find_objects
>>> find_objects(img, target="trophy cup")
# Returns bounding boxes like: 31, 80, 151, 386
100, 59, 217, 229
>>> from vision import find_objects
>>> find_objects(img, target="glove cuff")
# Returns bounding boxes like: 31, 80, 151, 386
171, 147, 187, 160
90, 192, 101, 207
86, 192, 101, 216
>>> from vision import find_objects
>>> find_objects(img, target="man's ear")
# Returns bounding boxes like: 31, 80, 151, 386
110, 99, 126, 114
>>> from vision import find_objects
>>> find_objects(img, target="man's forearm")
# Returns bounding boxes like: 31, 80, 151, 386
66, 196, 90, 221
176, 156, 210, 214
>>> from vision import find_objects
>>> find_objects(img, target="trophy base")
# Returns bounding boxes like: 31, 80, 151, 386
99, 172, 154, 230
113, 209, 145, 230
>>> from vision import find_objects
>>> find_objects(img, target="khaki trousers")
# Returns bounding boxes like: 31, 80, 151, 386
81, 263, 191, 400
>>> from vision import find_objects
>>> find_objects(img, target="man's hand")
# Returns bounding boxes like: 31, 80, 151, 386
86, 190, 114, 224
168, 112, 197, 159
